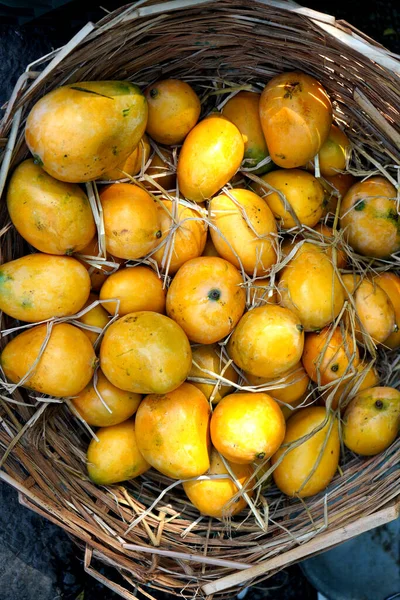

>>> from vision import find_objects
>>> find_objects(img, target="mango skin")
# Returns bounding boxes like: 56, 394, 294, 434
339, 177, 400, 259
100, 183, 161, 260
183, 448, 254, 518
25, 81, 148, 183
0, 254, 91, 322
228, 305, 304, 379
100, 311, 192, 394
73, 369, 141, 427
272, 407, 340, 498
222, 91, 272, 174
78, 293, 110, 345
152, 199, 207, 275
6, 159, 96, 255
135, 382, 210, 479
1, 323, 96, 397
188, 344, 239, 403
177, 114, 244, 202
373, 272, 400, 349
253, 169, 324, 229
210, 392, 286, 464
278, 244, 345, 331
209, 188, 277, 276
87, 419, 150, 485
343, 386, 400, 456
259, 71, 332, 168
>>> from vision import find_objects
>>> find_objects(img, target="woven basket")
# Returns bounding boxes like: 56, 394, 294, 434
0, 1, 399, 598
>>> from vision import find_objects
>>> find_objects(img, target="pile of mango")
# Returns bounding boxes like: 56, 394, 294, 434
1, 72, 399, 519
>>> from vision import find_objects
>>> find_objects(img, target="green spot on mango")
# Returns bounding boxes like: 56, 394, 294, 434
21, 297, 33, 309
354, 200, 365, 211
0, 271, 13, 286
33, 154, 43, 167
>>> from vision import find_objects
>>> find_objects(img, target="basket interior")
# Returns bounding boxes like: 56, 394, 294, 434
0, 1, 399, 598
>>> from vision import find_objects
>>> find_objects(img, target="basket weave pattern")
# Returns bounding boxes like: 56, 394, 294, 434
0, 1, 399, 598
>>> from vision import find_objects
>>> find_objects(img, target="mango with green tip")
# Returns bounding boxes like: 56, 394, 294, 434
222, 91, 272, 174
25, 81, 148, 182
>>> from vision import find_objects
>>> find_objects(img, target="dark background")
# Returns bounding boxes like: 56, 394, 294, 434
0, 1, 398, 599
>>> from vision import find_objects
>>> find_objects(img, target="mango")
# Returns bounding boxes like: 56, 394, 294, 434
100, 311, 192, 394
211, 392, 285, 464
340, 177, 400, 259
99, 266, 166, 316
100, 183, 161, 260
87, 419, 150, 485
278, 243, 345, 331
73, 369, 141, 427
135, 383, 210, 479
177, 114, 244, 202
25, 81, 148, 182
209, 188, 277, 276
343, 387, 400, 456
259, 71, 332, 168
253, 169, 324, 229
6, 159, 95, 255
145, 79, 201, 145
183, 448, 254, 518
222, 91, 271, 174
0, 253, 90, 322
1, 323, 96, 397
228, 305, 304, 379
272, 407, 340, 497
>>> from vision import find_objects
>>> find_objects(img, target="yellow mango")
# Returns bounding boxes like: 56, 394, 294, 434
135, 383, 210, 479
228, 305, 304, 379
0, 254, 90, 322
183, 448, 254, 518
73, 369, 141, 427
100, 311, 192, 394
1, 323, 96, 397
253, 169, 324, 229
259, 71, 332, 168
209, 188, 277, 276
6, 159, 95, 255
87, 419, 150, 485
177, 114, 244, 202
340, 177, 399, 258
343, 387, 400, 456
25, 81, 148, 182
152, 199, 207, 274
278, 243, 345, 331
210, 392, 285, 464
272, 407, 340, 497
342, 274, 396, 344
222, 91, 271, 174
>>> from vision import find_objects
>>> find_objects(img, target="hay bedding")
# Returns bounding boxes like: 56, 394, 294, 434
0, 1, 399, 598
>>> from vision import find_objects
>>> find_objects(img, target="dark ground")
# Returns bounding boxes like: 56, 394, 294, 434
0, 1, 398, 599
